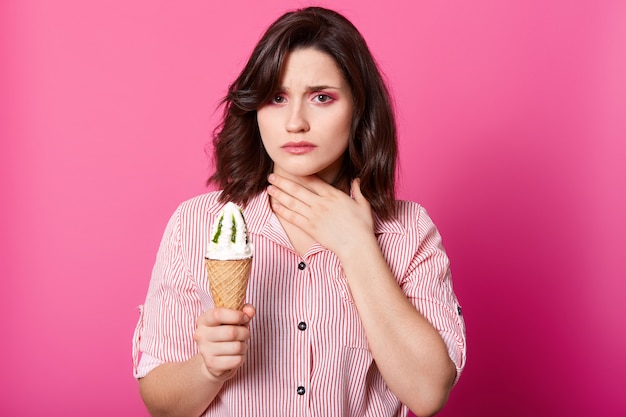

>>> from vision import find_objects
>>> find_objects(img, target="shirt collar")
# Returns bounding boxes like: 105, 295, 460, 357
373, 209, 406, 235
240, 190, 274, 236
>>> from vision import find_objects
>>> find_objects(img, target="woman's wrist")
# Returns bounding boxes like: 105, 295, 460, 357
193, 354, 223, 385
334, 231, 380, 266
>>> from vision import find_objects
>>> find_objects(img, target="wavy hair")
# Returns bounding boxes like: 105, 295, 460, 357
209, 7, 397, 220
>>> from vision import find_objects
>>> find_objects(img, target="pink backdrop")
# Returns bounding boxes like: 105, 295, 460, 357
2, 0, 625, 415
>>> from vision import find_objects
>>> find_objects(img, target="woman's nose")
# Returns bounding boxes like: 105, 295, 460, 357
285, 102, 310, 132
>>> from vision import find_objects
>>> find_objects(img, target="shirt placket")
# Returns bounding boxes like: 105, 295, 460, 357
293, 257, 312, 414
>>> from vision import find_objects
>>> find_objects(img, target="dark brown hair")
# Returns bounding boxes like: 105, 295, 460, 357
209, 6, 397, 220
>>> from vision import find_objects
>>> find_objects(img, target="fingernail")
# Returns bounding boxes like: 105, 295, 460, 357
268, 174, 275, 181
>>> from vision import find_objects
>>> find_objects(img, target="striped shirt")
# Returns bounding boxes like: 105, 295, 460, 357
132, 190, 466, 417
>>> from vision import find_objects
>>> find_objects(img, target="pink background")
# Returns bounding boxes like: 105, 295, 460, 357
2, 0, 625, 415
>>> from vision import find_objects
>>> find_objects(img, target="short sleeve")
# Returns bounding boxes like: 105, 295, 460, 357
132, 206, 203, 378
401, 207, 467, 385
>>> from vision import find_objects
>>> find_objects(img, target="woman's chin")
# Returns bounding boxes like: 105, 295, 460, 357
273, 165, 339, 183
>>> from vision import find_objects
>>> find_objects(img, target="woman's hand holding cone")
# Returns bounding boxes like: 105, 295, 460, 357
194, 304, 256, 381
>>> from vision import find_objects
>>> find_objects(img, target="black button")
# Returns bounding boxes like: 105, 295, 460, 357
298, 261, 306, 270
457, 305, 463, 316
297, 386, 306, 395
298, 321, 307, 331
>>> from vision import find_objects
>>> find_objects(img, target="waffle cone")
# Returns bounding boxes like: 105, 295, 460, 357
205, 257, 252, 310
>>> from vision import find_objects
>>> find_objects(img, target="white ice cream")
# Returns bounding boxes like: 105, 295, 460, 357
206, 202, 254, 260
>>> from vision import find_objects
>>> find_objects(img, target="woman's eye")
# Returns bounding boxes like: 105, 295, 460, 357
271, 95, 286, 104
313, 94, 332, 103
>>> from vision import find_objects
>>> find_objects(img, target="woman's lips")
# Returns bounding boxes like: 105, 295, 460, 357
281, 141, 317, 155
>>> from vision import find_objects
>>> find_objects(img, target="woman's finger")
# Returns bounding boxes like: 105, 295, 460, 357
197, 308, 250, 327
267, 174, 329, 204
267, 184, 311, 217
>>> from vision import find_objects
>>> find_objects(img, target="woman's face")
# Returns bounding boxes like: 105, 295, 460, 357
257, 47, 354, 184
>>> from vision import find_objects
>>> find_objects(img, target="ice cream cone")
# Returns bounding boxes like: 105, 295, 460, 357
205, 257, 252, 310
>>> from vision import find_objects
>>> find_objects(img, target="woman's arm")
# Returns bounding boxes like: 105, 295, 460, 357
139, 354, 223, 417
267, 174, 457, 417
139, 306, 255, 417
337, 234, 457, 416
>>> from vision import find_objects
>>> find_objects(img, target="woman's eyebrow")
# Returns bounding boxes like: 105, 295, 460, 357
277, 85, 341, 92
306, 85, 341, 92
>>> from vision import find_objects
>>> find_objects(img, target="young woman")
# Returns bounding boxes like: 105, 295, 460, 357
133, 7, 466, 417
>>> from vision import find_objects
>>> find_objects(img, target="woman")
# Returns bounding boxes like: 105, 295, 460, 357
133, 7, 466, 417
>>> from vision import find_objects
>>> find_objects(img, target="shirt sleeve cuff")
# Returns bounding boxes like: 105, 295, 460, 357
134, 352, 165, 379
441, 330, 466, 386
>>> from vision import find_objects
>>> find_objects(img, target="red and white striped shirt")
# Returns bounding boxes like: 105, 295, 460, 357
133, 190, 466, 417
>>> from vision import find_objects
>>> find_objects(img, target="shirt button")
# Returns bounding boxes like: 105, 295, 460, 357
297, 386, 306, 395
298, 321, 307, 331
298, 261, 306, 270
457, 305, 463, 316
